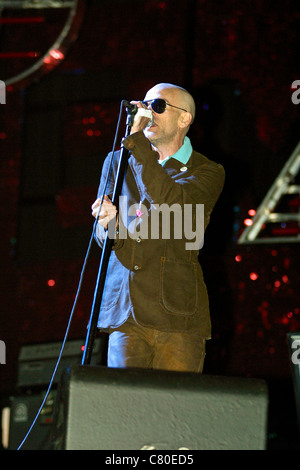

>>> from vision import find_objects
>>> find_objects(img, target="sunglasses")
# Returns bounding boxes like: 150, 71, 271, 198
142, 98, 187, 114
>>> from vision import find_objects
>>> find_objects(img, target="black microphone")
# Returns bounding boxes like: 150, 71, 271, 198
123, 100, 138, 115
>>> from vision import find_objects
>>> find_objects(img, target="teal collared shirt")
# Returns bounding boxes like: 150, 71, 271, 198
158, 136, 193, 166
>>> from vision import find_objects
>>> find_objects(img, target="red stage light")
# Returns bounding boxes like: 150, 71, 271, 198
244, 218, 253, 226
0, 17, 45, 24
0, 51, 40, 59
49, 49, 64, 60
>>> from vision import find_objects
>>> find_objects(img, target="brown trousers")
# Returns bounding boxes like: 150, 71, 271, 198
107, 318, 206, 373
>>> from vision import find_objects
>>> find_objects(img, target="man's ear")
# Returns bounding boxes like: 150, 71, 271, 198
179, 111, 193, 129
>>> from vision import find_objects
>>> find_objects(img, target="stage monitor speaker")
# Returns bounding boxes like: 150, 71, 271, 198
17, 336, 107, 388
51, 365, 268, 450
9, 389, 57, 450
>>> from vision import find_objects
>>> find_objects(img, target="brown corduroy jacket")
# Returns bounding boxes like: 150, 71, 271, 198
95, 131, 225, 337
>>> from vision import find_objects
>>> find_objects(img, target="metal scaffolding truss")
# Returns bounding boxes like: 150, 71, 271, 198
238, 141, 300, 244
0, 0, 85, 88
0, 1, 76, 8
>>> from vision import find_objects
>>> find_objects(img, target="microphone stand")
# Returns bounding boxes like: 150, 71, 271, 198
81, 108, 134, 365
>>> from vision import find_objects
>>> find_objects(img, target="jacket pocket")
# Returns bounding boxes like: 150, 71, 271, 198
160, 257, 198, 315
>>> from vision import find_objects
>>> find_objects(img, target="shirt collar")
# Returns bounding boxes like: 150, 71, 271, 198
158, 136, 193, 166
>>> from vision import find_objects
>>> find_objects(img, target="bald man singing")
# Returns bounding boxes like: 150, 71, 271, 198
91, 83, 225, 373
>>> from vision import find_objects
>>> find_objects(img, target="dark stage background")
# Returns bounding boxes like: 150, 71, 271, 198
0, 0, 300, 449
